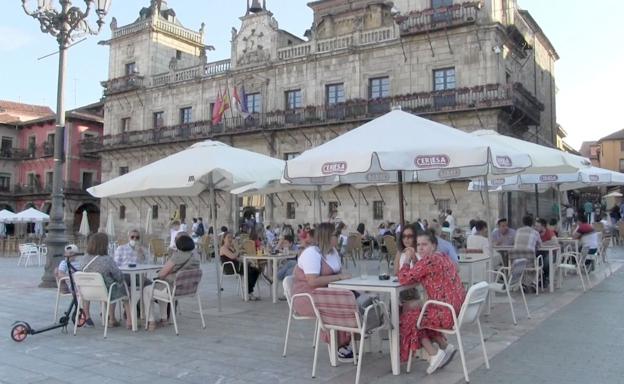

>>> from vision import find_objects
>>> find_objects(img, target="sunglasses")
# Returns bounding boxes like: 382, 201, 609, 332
130, 236, 140, 240
403, 233, 414, 239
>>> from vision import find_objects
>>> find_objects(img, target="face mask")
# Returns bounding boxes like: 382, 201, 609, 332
129, 240, 137, 247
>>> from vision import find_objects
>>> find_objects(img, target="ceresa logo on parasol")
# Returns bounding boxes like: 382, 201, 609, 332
321, 161, 347, 175
495, 156, 513, 167
414, 155, 450, 168
539, 175, 558, 182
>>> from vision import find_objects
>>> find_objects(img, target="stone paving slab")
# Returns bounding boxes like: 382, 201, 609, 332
0, 248, 622, 384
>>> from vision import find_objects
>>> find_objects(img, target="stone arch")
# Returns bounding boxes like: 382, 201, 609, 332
73, 203, 101, 234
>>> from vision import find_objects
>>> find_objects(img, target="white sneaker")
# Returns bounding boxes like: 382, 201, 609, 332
426, 348, 446, 375
440, 344, 456, 369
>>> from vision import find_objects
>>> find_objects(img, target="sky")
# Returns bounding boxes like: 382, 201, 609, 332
2, 0, 623, 150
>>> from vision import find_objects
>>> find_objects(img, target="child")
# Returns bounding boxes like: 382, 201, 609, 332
55, 244, 81, 294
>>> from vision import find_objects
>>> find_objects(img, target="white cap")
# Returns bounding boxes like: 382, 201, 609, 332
64, 244, 79, 254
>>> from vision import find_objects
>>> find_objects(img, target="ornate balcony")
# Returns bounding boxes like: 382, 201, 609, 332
12, 182, 95, 197
397, 1, 482, 36
82, 82, 543, 154
101, 74, 145, 96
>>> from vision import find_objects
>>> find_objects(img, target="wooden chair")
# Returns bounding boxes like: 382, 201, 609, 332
149, 238, 168, 264
344, 233, 362, 268
241, 239, 256, 256
382, 235, 397, 266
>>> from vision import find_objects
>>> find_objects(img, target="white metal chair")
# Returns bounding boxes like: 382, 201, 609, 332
220, 260, 244, 298
17, 243, 39, 267
557, 249, 591, 291
488, 258, 530, 325
73, 272, 129, 338
311, 288, 391, 384
53, 276, 73, 321
413, 281, 490, 383
282, 275, 319, 357
145, 269, 205, 335
509, 249, 543, 295
595, 237, 612, 275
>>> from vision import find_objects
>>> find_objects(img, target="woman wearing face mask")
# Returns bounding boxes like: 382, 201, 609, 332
398, 230, 465, 375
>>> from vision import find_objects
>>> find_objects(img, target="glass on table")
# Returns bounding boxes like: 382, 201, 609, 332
359, 260, 368, 279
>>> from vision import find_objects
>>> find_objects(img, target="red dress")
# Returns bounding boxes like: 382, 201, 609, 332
398, 252, 465, 362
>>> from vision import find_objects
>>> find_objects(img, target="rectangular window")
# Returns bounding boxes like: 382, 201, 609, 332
433, 68, 456, 91
82, 172, 94, 190
153, 111, 164, 129
175, 50, 182, 60
286, 202, 296, 219
326, 83, 345, 105
179, 107, 192, 124
179, 204, 186, 221
433, 68, 456, 108
45, 172, 53, 190
619, 160, 624, 173
121, 117, 131, 132
620, 141, 624, 152
125, 62, 136, 75
28, 136, 36, 157
373, 201, 384, 220
285, 90, 302, 110
328, 201, 339, 219
119, 166, 129, 176
432, 0, 453, 7
246, 93, 262, 113
0, 173, 10, 191
152, 205, 159, 219
283, 152, 300, 160
1, 137, 12, 158
437, 199, 451, 213
369, 77, 390, 99
27, 173, 37, 187
119, 205, 126, 220
45, 133, 55, 155
432, 0, 453, 22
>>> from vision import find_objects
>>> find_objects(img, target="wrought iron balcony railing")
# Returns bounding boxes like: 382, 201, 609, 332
82, 82, 543, 153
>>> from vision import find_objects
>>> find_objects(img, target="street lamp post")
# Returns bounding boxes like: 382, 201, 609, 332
22, 0, 111, 288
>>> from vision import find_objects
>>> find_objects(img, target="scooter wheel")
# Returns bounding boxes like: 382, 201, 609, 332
11, 322, 29, 342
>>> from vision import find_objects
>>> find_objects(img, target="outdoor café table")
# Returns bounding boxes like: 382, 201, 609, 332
119, 264, 161, 331
242, 253, 293, 303
458, 252, 490, 287
328, 276, 418, 376
492, 244, 560, 293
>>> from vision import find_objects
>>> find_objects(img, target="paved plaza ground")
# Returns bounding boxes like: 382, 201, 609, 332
1, 249, 623, 384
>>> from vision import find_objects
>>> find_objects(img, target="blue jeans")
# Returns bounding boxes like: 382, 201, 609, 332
277, 260, 297, 281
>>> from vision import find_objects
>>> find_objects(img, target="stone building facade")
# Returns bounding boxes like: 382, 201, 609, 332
86, 0, 559, 237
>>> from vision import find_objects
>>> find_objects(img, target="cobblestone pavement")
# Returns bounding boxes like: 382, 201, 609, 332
1, 247, 622, 384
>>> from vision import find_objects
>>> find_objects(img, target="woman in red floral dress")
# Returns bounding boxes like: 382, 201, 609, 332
398, 230, 466, 374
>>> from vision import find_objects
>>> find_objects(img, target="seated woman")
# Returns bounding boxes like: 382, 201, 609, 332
292, 222, 353, 360
143, 232, 200, 331
398, 231, 465, 374
220, 232, 261, 300
393, 223, 422, 311
82, 232, 132, 329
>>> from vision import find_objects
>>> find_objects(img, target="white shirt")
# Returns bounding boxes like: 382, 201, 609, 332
445, 214, 456, 231
579, 231, 599, 250
169, 229, 181, 249
297, 246, 341, 274
566, 207, 574, 218
466, 234, 491, 256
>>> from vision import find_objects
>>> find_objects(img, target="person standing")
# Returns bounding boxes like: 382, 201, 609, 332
583, 200, 594, 223
565, 205, 575, 232
444, 209, 455, 234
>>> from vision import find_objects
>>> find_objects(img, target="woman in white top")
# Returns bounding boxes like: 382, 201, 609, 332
292, 222, 352, 359
466, 220, 501, 267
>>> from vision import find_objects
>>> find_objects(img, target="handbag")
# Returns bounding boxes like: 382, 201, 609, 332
356, 293, 387, 333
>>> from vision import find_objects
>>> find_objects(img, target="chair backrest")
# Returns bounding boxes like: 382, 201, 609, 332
383, 235, 397, 255
282, 275, 294, 305
149, 238, 166, 256
457, 281, 489, 326
508, 258, 528, 288
173, 268, 202, 296
312, 288, 359, 330
73, 272, 110, 301
346, 233, 362, 252
241, 239, 256, 255
508, 248, 535, 267
593, 222, 604, 233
